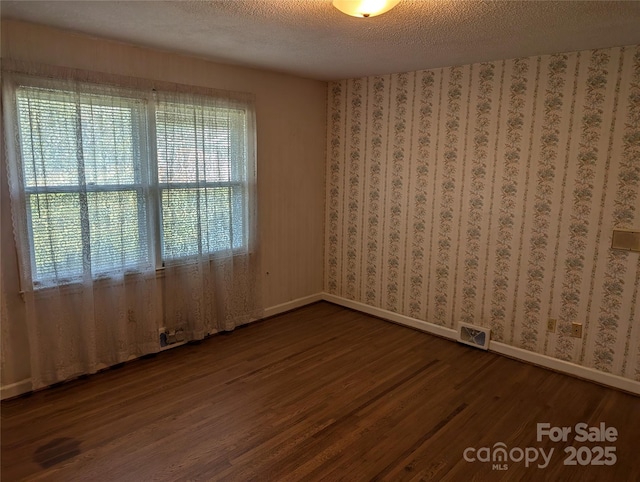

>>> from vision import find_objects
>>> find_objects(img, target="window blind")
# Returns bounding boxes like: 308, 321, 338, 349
155, 99, 247, 259
9, 77, 252, 287
17, 85, 150, 284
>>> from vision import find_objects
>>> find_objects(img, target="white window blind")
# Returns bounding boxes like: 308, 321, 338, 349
17, 85, 151, 284
8, 77, 253, 287
155, 99, 247, 259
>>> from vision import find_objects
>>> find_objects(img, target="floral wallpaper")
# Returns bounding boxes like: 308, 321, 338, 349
325, 45, 640, 381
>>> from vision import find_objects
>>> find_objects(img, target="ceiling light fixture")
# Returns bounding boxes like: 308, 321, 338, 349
332, 0, 400, 18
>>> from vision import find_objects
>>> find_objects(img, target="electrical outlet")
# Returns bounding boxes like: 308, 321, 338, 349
547, 318, 557, 333
571, 322, 583, 338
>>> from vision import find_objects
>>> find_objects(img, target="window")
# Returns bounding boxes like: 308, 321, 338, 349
8, 77, 253, 287
156, 100, 247, 259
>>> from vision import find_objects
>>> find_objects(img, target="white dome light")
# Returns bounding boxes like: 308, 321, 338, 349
332, 0, 401, 18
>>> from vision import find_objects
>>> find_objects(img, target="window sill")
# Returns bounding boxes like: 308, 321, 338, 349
20, 249, 253, 297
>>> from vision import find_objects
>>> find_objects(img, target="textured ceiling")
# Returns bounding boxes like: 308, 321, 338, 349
3, 0, 640, 81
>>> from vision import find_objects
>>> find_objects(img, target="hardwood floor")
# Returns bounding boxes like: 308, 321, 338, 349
2, 302, 639, 481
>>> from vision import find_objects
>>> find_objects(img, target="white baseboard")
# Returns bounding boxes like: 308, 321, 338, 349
1, 379, 32, 400
4, 293, 637, 399
322, 293, 458, 340
322, 293, 640, 396
263, 293, 324, 318
489, 341, 640, 395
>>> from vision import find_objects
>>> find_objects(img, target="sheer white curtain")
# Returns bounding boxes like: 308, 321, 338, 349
156, 91, 262, 338
3, 69, 261, 390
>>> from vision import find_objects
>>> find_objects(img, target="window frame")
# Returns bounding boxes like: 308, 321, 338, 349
5, 74, 254, 289
153, 96, 250, 264
16, 82, 153, 285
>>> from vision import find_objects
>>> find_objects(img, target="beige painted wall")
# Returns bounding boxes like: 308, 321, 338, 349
0, 19, 327, 387
326, 46, 640, 381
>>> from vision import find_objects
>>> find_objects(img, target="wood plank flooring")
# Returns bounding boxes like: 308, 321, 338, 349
2, 302, 639, 481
